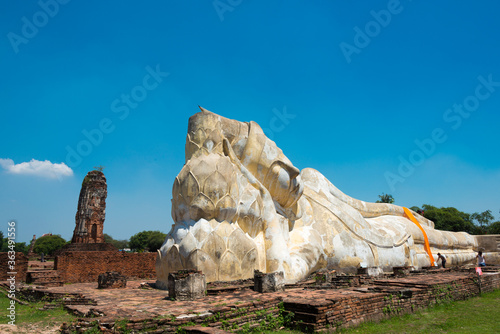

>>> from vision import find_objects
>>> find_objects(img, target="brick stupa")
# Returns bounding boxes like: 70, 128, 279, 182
73, 170, 107, 243
27, 234, 36, 257
58, 170, 116, 253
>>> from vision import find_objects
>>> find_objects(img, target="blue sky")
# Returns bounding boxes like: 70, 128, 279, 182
1, 0, 499, 243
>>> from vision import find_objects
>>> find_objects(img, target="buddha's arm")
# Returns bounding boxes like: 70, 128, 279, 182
325, 178, 434, 228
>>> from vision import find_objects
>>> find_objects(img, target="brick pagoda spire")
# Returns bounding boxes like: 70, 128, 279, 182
72, 170, 107, 244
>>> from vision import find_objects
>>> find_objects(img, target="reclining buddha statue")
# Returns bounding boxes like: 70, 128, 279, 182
155, 107, 478, 288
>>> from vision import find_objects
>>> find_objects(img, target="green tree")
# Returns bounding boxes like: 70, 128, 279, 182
146, 231, 167, 251
104, 233, 113, 243
33, 235, 67, 256
410, 206, 423, 214
14, 242, 29, 254
104, 233, 129, 250
0, 232, 27, 253
129, 230, 166, 252
471, 210, 494, 234
376, 193, 394, 204
488, 221, 500, 234
420, 204, 478, 234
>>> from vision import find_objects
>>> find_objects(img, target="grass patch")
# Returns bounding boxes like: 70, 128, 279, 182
338, 289, 500, 334
0, 292, 76, 328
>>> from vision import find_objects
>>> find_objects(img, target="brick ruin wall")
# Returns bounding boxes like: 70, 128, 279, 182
285, 273, 500, 332
55, 251, 157, 283
0, 252, 28, 282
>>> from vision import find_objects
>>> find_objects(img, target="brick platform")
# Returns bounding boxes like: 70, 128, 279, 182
26, 270, 63, 287
2, 268, 498, 333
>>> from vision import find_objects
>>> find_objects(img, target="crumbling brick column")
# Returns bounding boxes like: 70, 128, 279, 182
254, 270, 285, 293
168, 270, 206, 300
314, 269, 336, 284
393, 266, 411, 277
98, 271, 127, 289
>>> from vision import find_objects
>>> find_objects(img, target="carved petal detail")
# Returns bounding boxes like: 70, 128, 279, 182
204, 171, 228, 204
216, 195, 237, 222
189, 193, 215, 221
181, 172, 200, 204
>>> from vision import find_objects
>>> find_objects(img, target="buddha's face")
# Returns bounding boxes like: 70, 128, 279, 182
181, 109, 304, 218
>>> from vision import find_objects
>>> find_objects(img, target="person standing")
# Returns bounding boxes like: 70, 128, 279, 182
436, 253, 447, 268
477, 251, 486, 267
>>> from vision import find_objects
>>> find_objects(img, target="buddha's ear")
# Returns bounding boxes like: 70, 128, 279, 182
222, 137, 238, 161
271, 160, 301, 179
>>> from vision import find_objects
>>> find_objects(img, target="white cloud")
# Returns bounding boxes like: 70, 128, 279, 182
0, 158, 73, 179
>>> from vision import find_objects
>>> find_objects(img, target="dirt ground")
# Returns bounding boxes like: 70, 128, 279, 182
0, 324, 61, 333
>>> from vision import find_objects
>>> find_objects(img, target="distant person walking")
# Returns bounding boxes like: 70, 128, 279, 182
436, 253, 447, 268
477, 251, 486, 267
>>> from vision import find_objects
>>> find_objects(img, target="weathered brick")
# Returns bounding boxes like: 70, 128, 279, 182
54, 251, 156, 283
0, 252, 28, 282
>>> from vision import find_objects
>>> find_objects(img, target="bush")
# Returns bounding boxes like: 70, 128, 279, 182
104, 234, 129, 250
129, 230, 167, 252
487, 221, 500, 234
0, 232, 29, 254
33, 235, 67, 255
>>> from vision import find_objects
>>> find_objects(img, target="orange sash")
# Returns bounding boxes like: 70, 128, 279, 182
403, 207, 435, 266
